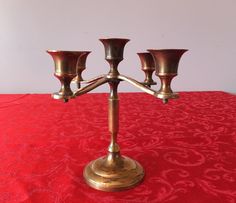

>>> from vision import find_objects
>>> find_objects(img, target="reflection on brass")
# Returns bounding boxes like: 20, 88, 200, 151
73, 51, 90, 88
48, 38, 188, 191
74, 77, 108, 97
84, 154, 144, 191
79, 74, 106, 84
84, 80, 144, 191
47, 50, 88, 102
137, 52, 156, 87
148, 49, 188, 103
100, 38, 130, 77
118, 74, 157, 96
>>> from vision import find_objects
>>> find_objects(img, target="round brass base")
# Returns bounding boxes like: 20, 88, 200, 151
83, 155, 144, 192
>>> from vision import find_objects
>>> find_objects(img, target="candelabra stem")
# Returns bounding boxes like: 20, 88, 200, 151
83, 81, 144, 191
82, 38, 145, 191
108, 61, 120, 77
108, 80, 120, 153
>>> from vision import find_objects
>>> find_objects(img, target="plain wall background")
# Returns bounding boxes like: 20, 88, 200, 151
0, 0, 235, 93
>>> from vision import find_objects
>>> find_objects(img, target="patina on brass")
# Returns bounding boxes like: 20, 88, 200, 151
48, 38, 187, 192
83, 38, 144, 191
137, 52, 156, 87
99, 38, 130, 77
47, 50, 88, 102
72, 51, 91, 88
148, 49, 188, 103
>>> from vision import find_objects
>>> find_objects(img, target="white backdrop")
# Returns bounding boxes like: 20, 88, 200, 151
0, 0, 235, 93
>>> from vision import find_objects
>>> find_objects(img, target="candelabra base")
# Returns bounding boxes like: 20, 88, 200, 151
83, 154, 144, 191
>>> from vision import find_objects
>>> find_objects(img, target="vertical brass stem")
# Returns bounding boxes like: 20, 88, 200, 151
54, 74, 74, 97
108, 80, 120, 154
108, 60, 120, 77
159, 75, 174, 94
82, 38, 146, 191
144, 71, 154, 83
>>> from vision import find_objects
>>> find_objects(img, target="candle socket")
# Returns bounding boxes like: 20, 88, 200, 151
148, 49, 188, 100
137, 52, 156, 87
100, 38, 130, 78
47, 50, 89, 101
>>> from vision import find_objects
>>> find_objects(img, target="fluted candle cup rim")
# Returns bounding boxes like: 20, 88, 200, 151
47, 50, 91, 54
147, 49, 188, 51
147, 49, 188, 56
137, 52, 153, 56
99, 38, 130, 42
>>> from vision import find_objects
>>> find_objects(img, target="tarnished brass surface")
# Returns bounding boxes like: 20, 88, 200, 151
84, 79, 144, 191
73, 51, 90, 88
148, 49, 187, 102
74, 77, 108, 97
147, 49, 188, 75
137, 52, 156, 87
100, 38, 129, 77
47, 50, 88, 102
74, 74, 106, 84
108, 81, 120, 153
49, 38, 188, 191
83, 39, 144, 191
118, 74, 157, 96
100, 38, 130, 61
84, 154, 144, 191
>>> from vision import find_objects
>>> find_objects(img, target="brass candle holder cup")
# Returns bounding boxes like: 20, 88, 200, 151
137, 52, 156, 87
47, 50, 89, 102
47, 38, 187, 192
148, 49, 188, 103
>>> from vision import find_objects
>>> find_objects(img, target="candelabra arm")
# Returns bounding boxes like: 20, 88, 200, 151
118, 74, 157, 97
74, 77, 109, 97
76, 74, 107, 84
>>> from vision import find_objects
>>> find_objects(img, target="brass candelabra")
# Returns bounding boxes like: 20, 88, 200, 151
47, 38, 187, 192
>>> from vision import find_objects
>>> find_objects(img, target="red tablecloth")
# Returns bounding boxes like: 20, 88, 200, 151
0, 92, 235, 203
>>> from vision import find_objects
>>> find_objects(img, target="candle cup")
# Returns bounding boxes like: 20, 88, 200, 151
137, 52, 156, 87
47, 50, 86, 102
148, 49, 188, 100
100, 38, 129, 77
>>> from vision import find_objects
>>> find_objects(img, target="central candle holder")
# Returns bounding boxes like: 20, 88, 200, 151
47, 38, 187, 192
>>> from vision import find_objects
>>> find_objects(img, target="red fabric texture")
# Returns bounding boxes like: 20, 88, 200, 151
0, 92, 236, 203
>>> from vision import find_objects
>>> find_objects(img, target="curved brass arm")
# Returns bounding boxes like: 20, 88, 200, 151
82, 74, 107, 84
118, 75, 158, 97
73, 74, 107, 84
74, 77, 109, 97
